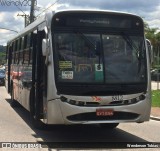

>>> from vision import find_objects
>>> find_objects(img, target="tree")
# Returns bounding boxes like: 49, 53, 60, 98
144, 22, 160, 67
144, 22, 158, 46
0, 45, 6, 65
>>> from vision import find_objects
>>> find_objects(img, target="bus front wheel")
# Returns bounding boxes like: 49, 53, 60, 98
30, 114, 46, 130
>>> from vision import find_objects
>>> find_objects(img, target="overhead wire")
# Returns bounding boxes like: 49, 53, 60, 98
36, 0, 61, 18
15, 5, 29, 17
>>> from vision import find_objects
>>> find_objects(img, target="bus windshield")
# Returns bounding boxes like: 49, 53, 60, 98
54, 32, 146, 84
52, 12, 147, 95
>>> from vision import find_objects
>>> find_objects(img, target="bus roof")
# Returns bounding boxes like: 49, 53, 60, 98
54, 9, 140, 17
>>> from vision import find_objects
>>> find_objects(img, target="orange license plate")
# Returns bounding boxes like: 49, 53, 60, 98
96, 109, 114, 116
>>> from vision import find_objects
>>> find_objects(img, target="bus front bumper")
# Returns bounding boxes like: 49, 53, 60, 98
46, 98, 151, 125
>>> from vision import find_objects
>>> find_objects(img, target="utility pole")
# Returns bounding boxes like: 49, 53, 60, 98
17, 14, 29, 27
30, 0, 36, 23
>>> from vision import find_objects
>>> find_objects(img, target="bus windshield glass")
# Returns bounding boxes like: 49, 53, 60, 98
54, 33, 146, 84
52, 12, 146, 95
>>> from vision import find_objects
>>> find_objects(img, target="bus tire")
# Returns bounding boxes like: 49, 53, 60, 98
30, 115, 46, 130
29, 90, 46, 130
10, 86, 21, 107
99, 123, 119, 129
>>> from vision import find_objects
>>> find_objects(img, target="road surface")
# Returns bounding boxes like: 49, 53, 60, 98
0, 86, 159, 150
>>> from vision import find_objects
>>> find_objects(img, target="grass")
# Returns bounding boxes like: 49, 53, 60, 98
0, 52, 5, 56
152, 90, 160, 107
153, 65, 160, 69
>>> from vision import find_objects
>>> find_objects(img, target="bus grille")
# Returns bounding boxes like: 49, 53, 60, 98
67, 112, 139, 121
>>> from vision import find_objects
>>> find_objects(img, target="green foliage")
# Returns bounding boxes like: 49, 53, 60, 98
145, 22, 160, 46
0, 45, 5, 52
152, 90, 160, 107
0, 46, 6, 65
0, 52, 5, 57
144, 22, 160, 68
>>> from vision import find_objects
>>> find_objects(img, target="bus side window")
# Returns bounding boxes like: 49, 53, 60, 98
29, 32, 33, 64
11, 42, 14, 64
14, 40, 18, 64
11, 40, 19, 64
19, 37, 24, 64
24, 34, 31, 64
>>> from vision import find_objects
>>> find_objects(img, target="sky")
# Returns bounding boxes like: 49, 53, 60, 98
0, 0, 160, 45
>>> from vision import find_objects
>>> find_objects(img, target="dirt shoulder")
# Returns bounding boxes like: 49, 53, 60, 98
151, 107, 160, 117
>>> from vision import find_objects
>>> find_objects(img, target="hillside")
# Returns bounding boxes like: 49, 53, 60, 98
0, 45, 6, 52
0, 45, 6, 64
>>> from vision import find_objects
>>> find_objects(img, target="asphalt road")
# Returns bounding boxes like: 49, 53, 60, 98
0, 86, 160, 151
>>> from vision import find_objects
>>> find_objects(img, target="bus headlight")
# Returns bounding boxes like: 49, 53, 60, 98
123, 94, 146, 105
138, 94, 146, 100
60, 96, 85, 106
60, 96, 68, 102
130, 94, 146, 104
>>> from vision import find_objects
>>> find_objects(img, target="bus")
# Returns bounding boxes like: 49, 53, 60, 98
5, 9, 152, 129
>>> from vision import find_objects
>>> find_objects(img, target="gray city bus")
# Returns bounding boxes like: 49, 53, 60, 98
6, 9, 151, 129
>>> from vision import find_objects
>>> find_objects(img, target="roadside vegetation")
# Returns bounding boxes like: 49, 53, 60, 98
0, 52, 5, 65
152, 90, 160, 107
145, 22, 160, 69
0, 45, 6, 65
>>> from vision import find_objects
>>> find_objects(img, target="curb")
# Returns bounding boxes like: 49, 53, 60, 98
150, 116, 160, 121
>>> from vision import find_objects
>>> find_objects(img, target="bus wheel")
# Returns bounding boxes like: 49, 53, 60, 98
30, 115, 46, 130
10, 87, 20, 107
99, 123, 119, 129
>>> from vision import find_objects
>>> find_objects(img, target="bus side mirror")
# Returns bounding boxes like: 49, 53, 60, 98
146, 39, 153, 65
42, 39, 50, 56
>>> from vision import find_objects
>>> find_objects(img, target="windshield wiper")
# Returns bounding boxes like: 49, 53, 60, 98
121, 32, 140, 56
74, 31, 95, 48
75, 31, 103, 70
121, 32, 143, 73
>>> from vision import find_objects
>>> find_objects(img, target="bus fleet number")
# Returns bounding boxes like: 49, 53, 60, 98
112, 95, 123, 101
